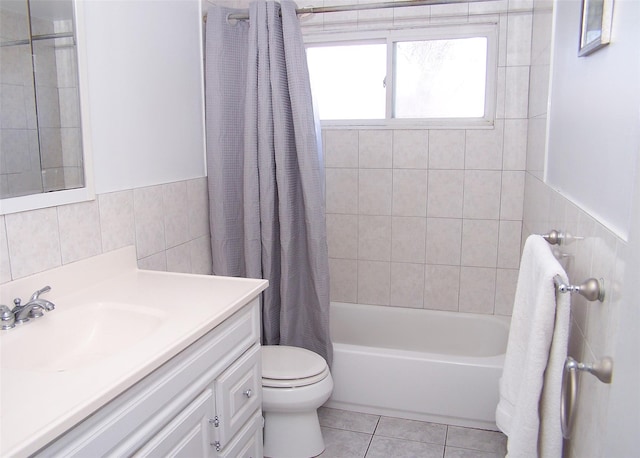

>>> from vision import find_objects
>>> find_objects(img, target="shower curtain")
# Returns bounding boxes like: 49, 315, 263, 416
205, 0, 332, 365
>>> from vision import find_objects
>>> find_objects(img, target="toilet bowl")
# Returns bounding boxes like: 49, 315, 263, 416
262, 345, 333, 458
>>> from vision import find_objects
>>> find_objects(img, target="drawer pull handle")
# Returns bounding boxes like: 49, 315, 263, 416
243, 389, 252, 398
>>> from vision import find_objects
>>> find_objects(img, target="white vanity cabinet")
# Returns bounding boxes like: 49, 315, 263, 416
35, 300, 263, 458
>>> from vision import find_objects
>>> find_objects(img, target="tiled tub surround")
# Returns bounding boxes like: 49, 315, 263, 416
307, 1, 534, 316
0, 176, 211, 284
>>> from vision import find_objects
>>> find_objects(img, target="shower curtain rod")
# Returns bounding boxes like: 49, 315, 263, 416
204, 0, 492, 21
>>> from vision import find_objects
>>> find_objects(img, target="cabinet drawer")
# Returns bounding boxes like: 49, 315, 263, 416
134, 388, 214, 458
217, 411, 263, 458
214, 344, 262, 448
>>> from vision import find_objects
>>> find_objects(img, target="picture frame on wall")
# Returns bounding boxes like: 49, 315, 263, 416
578, 0, 614, 56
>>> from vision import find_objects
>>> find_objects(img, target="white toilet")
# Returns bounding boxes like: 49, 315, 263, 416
261, 345, 334, 458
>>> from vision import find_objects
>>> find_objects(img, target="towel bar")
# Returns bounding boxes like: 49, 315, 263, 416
553, 275, 605, 302
561, 356, 613, 438
541, 229, 563, 245
541, 229, 584, 246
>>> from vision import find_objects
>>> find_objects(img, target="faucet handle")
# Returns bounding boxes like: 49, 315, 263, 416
30, 285, 51, 301
0, 305, 15, 330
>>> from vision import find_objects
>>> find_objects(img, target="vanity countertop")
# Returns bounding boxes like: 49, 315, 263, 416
0, 247, 268, 457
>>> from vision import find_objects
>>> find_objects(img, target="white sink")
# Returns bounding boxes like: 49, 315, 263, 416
2, 302, 167, 372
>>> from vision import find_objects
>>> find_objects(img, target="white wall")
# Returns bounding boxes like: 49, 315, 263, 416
83, 0, 206, 194
546, 0, 640, 240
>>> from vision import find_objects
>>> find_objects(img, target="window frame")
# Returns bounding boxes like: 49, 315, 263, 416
304, 23, 498, 129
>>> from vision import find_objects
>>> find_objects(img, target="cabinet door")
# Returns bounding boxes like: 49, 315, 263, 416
217, 411, 263, 458
134, 388, 214, 458
213, 344, 262, 447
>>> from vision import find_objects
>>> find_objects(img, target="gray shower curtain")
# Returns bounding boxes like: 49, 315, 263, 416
205, 0, 332, 365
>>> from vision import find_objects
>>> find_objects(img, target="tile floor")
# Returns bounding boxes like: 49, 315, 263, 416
318, 407, 507, 458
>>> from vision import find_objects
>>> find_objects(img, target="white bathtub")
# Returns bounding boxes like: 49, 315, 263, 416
325, 302, 511, 430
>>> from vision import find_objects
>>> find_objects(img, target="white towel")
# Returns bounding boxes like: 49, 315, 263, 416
496, 235, 571, 458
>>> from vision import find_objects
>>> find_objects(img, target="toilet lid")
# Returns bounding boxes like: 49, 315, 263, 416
262, 345, 328, 384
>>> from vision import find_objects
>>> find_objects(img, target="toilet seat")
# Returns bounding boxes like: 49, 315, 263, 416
262, 345, 329, 388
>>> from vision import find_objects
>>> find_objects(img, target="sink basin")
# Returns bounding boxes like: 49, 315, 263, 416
1, 302, 167, 372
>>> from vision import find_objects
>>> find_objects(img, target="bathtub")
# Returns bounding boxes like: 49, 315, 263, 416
325, 302, 511, 430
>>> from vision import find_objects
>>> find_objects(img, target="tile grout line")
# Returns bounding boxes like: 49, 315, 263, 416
362, 415, 381, 458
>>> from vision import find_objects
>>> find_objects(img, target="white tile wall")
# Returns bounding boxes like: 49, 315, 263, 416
0, 177, 212, 285
309, 1, 533, 315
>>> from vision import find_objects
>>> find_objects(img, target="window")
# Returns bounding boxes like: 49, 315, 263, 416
305, 25, 497, 126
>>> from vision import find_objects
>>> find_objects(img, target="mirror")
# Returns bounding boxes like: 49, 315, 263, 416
0, 0, 85, 201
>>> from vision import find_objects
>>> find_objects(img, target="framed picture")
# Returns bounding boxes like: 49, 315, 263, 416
578, 0, 614, 56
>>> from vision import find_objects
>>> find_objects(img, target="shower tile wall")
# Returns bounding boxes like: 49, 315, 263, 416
0, 177, 212, 284
303, 1, 534, 315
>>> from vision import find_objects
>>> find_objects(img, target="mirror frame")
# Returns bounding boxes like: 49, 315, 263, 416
578, 0, 614, 57
0, 0, 94, 215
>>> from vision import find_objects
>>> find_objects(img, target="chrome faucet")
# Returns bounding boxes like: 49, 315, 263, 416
1, 286, 56, 328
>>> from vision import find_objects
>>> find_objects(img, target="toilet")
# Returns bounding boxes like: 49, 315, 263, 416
261, 345, 334, 458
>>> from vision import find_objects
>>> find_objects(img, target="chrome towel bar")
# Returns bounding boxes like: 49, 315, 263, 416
541, 229, 585, 246
561, 356, 613, 438
553, 275, 605, 302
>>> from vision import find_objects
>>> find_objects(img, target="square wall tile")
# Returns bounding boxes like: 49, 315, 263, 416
189, 236, 212, 275
390, 262, 425, 308
427, 170, 464, 218
327, 213, 358, 259
425, 217, 463, 265
166, 243, 191, 274
428, 129, 465, 169
0, 216, 12, 284
359, 130, 392, 168
358, 215, 391, 261
137, 252, 167, 271
5, 207, 61, 279
424, 265, 460, 311
464, 121, 504, 170
134, 185, 166, 259
498, 220, 522, 268
393, 130, 428, 169
359, 169, 392, 215
358, 260, 391, 305
326, 168, 358, 214
495, 66, 506, 119
506, 12, 532, 66
459, 266, 497, 313
501, 171, 525, 220
495, 268, 519, 315
461, 219, 499, 267
503, 119, 528, 170
99, 190, 135, 253
505, 66, 530, 118
392, 217, 426, 263
187, 177, 210, 239
498, 14, 508, 67
325, 130, 359, 167
392, 169, 428, 217
463, 170, 502, 220
329, 258, 358, 303
57, 200, 102, 264
163, 181, 189, 249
